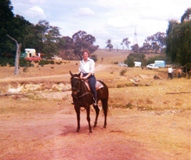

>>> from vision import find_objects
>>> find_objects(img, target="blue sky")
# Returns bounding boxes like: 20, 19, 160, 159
11, 0, 191, 49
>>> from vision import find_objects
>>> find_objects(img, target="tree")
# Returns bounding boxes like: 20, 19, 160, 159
145, 32, 166, 52
72, 30, 98, 58
131, 44, 139, 53
165, 8, 191, 77
11, 15, 31, 50
139, 41, 152, 53
166, 11, 191, 66
121, 38, 131, 50
106, 39, 113, 51
181, 8, 191, 23
0, 1, 32, 56
6, 35, 22, 75
58, 31, 98, 59
58, 36, 74, 50
29, 20, 62, 56
125, 53, 146, 67
0, 0, 14, 54
0, 1, 98, 61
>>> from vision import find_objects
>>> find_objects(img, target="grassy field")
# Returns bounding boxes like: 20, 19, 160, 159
0, 49, 190, 160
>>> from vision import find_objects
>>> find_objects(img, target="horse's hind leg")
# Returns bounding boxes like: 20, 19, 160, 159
93, 105, 100, 127
86, 106, 92, 133
102, 99, 108, 128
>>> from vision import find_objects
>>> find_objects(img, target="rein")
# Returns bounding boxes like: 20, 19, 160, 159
77, 92, 91, 98
71, 77, 92, 99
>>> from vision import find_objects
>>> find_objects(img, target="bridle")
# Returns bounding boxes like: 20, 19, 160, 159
71, 76, 92, 99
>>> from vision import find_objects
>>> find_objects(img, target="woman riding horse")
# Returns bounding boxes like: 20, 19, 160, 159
70, 50, 109, 133
79, 49, 97, 106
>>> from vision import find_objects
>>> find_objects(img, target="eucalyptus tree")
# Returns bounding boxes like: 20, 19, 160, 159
131, 44, 139, 53
166, 8, 191, 66
0, 0, 14, 54
72, 30, 98, 58
0, 0, 32, 56
181, 8, 191, 22
11, 15, 32, 50
33, 20, 61, 56
145, 32, 166, 52
106, 39, 113, 51
121, 38, 131, 50
58, 36, 74, 50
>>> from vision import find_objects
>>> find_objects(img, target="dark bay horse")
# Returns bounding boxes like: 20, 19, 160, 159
69, 71, 109, 133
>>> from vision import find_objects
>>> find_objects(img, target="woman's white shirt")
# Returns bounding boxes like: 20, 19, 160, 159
79, 58, 95, 74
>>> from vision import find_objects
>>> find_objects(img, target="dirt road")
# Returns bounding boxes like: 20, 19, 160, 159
0, 101, 178, 160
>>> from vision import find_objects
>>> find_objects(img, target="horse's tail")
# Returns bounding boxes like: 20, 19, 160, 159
98, 80, 109, 98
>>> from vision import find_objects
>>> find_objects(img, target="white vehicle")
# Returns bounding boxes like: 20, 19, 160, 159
154, 60, 166, 68
118, 63, 128, 67
146, 63, 159, 69
134, 61, 142, 67
52, 55, 62, 61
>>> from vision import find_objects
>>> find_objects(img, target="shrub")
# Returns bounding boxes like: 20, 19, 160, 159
39, 60, 53, 66
0, 58, 14, 66
125, 102, 133, 109
120, 69, 127, 76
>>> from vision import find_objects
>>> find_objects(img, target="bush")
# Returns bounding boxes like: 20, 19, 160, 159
0, 58, 14, 66
120, 69, 127, 76
19, 58, 33, 67
39, 60, 54, 66
125, 53, 146, 67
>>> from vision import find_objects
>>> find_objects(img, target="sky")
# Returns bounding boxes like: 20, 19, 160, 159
11, 0, 191, 49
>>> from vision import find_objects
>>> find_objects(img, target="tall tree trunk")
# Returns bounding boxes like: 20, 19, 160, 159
6, 35, 22, 75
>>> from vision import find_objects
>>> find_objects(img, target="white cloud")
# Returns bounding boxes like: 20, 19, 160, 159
29, 6, 44, 13
29, 0, 46, 3
11, 0, 191, 48
76, 7, 95, 16
26, 6, 46, 19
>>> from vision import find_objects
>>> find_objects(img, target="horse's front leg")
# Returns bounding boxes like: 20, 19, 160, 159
75, 105, 80, 132
93, 104, 100, 127
86, 106, 92, 133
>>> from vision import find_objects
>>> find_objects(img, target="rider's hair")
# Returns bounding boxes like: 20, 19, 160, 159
82, 49, 90, 56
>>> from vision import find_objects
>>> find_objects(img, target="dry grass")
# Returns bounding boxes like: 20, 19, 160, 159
0, 49, 190, 160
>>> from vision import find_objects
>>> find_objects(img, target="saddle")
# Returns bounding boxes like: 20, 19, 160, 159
84, 80, 104, 91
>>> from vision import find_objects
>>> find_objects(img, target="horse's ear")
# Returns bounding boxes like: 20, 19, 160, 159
69, 71, 73, 76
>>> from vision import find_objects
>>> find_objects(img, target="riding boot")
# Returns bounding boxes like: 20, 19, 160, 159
93, 98, 97, 106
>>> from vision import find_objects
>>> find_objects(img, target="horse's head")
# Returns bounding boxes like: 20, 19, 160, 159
69, 71, 81, 97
